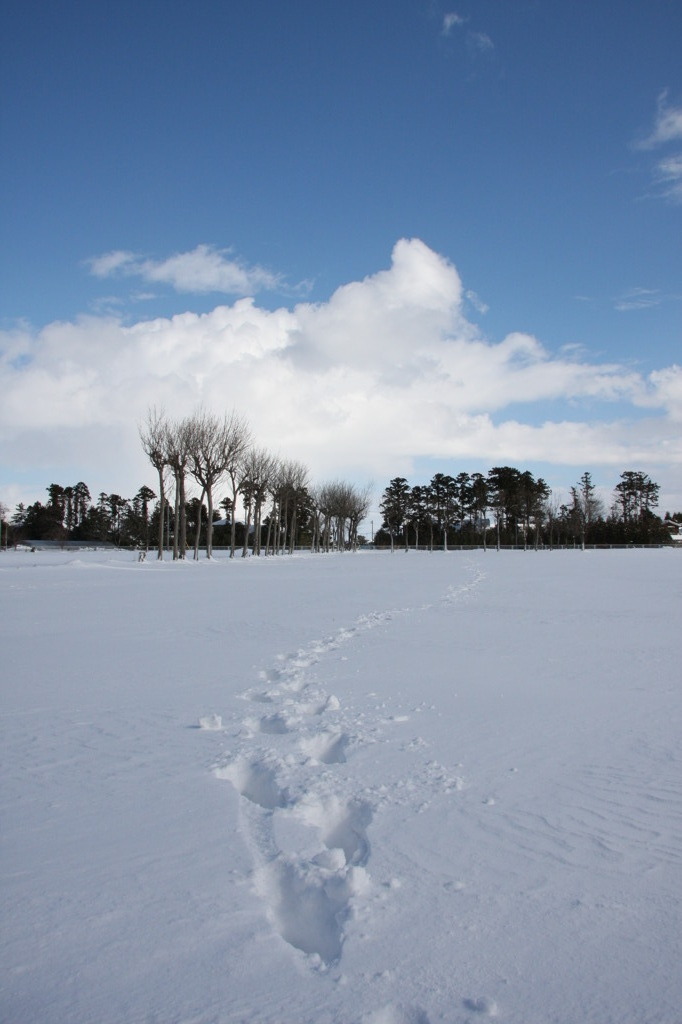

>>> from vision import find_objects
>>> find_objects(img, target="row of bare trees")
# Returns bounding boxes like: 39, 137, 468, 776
139, 407, 250, 559
139, 408, 371, 560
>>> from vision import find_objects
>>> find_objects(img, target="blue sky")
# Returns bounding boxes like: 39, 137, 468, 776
1, 0, 681, 516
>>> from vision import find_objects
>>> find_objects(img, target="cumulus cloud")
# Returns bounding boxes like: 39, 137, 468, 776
2, 239, 681, 507
87, 244, 282, 295
638, 365, 682, 422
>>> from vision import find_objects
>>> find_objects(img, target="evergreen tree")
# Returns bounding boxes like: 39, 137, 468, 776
380, 478, 411, 552
569, 471, 603, 549
487, 467, 522, 548
470, 473, 489, 549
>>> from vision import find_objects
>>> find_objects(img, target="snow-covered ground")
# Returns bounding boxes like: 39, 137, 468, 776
1, 547, 680, 1024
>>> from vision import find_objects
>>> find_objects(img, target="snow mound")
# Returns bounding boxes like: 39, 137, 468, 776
197, 713, 222, 730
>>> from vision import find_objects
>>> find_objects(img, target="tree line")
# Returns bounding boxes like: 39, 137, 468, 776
376, 468, 677, 550
2, 413, 679, 555
3, 408, 371, 558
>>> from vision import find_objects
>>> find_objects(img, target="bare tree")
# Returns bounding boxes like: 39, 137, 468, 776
240, 448, 276, 557
216, 414, 252, 558
139, 408, 169, 560
309, 483, 325, 552
283, 460, 309, 554
164, 417, 193, 559
347, 482, 372, 550
311, 480, 370, 551
187, 412, 221, 559
264, 458, 284, 556
192, 484, 207, 560
263, 458, 307, 556
188, 410, 251, 558
317, 480, 349, 551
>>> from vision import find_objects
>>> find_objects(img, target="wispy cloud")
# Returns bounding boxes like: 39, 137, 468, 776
614, 287, 662, 312
87, 244, 283, 295
614, 286, 682, 312
636, 90, 682, 203
442, 12, 465, 36
654, 153, 682, 203
638, 90, 682, 149
88, 250, 136, 277
467, 30, 494, 55
465, 289, 489, 315
440, 12, 494, 59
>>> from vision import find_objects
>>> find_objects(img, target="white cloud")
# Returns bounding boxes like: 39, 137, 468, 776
467, 31, 494, 54
639, 90, 682, 149
655, 153, 682, 203
440, 14, 495, 65
614, 287, 661, 312
465, 289, 489, 315
636, 90, 682, 203
442, 12, 465, 35
658, 154, 682, 178
638, 365, 682, 422
2, 239, 681, 508
614, 287, 681, 312
87, 244, 282, 295
88, 250, 136, 277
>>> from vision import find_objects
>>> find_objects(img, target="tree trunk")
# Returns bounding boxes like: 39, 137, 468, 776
252, 500, 261, 556
288, 501, 297, 554
173, 472, 180, 560
278, 495, 286, 555
229, 474, 239, 558
241, 498, 252, 558
178, 471, 187, 558
156, 468, 165, 560
194, 487, 206, 560
205, 485, 214, 558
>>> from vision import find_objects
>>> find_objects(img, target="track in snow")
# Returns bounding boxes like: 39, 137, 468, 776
212, 562, 485, 968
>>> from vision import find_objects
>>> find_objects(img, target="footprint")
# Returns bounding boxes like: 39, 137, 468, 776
242, 690, 275, 704
295, 793, 373, 865
463, 996, 498, 1017
279, 675, 308, 695
215, 758, 288, 810
256, 854, 348, 963
298, 694, 341, 716
255, 833, 371, 964
258, 713, 291, 735
300, 731, 350, 765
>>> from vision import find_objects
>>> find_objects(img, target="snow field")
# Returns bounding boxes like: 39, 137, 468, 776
1, 547, 681, 1023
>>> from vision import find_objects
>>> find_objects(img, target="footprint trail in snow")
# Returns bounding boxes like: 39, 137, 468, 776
212, 563, 484, 967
